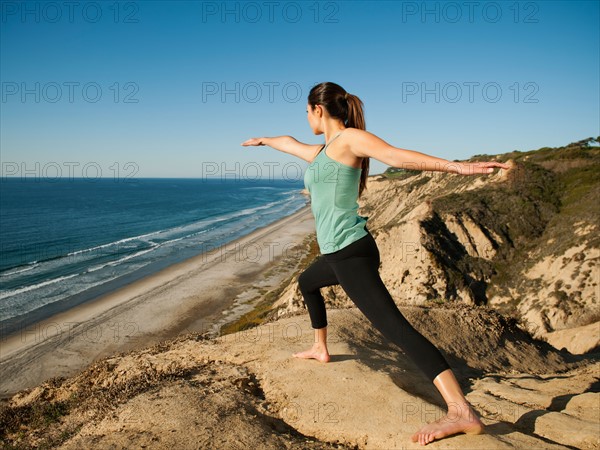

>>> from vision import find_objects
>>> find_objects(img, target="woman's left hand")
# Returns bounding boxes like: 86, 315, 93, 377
454, 161, 512, 175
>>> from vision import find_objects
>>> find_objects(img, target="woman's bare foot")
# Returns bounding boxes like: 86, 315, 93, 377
292, 344, 331, 363
411, 402, 485, 446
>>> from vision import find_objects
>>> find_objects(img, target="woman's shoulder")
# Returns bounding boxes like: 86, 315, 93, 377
342, 128, 377, 148
342, 128, 383, 161
343, 127, 369, 138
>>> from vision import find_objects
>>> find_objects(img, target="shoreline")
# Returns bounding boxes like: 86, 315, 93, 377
0, 204, 315, 399
0, 203, 311, 339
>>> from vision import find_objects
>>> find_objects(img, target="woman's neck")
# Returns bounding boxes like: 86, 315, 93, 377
323, 125, 347, 144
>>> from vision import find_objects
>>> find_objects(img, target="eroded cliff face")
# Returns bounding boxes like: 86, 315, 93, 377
278, 140, 599, 354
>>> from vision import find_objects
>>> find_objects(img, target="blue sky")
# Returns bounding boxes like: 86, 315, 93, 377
1, 0, 598, 179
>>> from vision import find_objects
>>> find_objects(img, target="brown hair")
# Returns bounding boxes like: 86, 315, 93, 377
308, 82, 369, 198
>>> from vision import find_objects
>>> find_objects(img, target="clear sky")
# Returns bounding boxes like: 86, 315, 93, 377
1, 0, 598, 179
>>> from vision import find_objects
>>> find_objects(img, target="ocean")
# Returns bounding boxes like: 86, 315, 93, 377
0, 177, 308, 337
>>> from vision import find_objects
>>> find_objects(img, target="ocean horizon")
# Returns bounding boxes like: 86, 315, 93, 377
0, 177, 308, 337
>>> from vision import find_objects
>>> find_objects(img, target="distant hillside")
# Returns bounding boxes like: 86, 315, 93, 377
273, 137, 599, 354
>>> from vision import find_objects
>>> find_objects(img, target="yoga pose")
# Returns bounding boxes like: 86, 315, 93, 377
242, 81, 510, 446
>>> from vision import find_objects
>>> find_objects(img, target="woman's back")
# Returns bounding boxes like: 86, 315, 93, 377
304, 131, 369, 254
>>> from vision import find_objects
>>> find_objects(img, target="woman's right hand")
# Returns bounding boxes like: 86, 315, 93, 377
241, 138, 265, 146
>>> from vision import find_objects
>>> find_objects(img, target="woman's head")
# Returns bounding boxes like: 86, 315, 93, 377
307, 82, 366, 133
307, 81, 370, 198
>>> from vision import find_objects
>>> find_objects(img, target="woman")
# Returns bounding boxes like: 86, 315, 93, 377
241, 81, 510, 446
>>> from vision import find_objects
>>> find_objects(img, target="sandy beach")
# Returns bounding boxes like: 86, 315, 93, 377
0, 204, 315, 399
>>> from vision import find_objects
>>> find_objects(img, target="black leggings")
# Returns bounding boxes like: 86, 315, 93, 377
298, 230, 451, 383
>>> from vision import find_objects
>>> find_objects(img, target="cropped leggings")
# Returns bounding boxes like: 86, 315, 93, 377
298, 230, 451, 383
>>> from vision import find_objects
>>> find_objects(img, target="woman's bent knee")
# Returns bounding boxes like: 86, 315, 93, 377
297, 271, 311, 292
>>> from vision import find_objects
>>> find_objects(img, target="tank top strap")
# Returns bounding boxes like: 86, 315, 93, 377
323, 130, 344, 150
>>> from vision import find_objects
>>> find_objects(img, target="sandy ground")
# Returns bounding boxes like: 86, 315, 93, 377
0, 205, 315, 399
3, 308, 598, 449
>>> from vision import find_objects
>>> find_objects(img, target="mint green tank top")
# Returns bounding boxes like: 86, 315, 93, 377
303, 132, 369, 254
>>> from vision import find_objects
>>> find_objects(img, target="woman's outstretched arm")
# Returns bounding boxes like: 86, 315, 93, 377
345, 129, 511, 175
241, 136, 323, 163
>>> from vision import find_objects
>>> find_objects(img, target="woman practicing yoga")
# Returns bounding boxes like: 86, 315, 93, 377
241, 81, 510, 446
